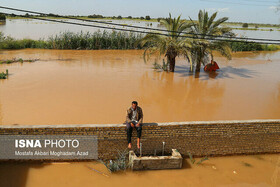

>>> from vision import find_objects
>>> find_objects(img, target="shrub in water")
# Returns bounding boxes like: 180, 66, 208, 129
101, 149, 131, 172
0, 69, 8, 79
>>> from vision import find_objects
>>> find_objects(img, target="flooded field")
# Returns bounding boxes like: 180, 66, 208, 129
0, 154, 279, 187
0, 19, 279, 40
0, 49, 280, 125
0, 19, 157, 40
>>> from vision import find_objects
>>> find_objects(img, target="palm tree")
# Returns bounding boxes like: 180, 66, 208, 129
188, 10, 233, 72
138, 14, 192, 72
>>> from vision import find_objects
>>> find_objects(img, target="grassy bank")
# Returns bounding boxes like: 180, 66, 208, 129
0, 31, 279, 52
230, 41, 280, 52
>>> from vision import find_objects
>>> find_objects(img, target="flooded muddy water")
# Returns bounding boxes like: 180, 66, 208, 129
0, 49, 280, 125
0, 154, 279, 187
0, 49, 279, 187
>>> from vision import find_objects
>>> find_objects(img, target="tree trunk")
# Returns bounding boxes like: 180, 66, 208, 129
195, 61, 201, 72
168, 55, 176, 72
195, 49, 203, 72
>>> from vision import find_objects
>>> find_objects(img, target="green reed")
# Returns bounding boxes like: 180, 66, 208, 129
0, 31, 279, 52
47, 31, 143, 50
0, 31, 144, 50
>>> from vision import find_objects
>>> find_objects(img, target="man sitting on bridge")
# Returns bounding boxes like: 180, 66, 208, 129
126, 101, 143, 149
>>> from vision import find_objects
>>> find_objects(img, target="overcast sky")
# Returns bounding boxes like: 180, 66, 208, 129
1, 0, 280, 24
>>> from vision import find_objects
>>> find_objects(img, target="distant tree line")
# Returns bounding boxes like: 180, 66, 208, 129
86, 14, 153, 20
88, 14, 104, 18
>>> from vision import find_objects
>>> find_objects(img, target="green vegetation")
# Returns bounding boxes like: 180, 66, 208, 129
0, 32, 46, 49
187, 152, 209, 165
139, 10, 233, 72
230, 41, 280, 52
138, 13, 192, 72
0, 69, 8, 79
48, 31, 142, 50
0, 14, 6, 21
0, 58, 39, 64
101, 150, 130, 172
0, 11, 279, 56
224, 21, 280, 28
88, 14, 104, 19
153, 59, 169, 71
0, 30, 279, 53
189, 10, 233, 71
0, 31, 143, 50
234, 27, 258, 31
242, 23, 249, 28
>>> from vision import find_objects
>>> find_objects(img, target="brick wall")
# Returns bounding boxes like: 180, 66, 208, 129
0, 119, 279, 160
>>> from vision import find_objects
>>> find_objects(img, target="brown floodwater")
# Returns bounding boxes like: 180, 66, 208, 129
0, 49, 280, 125
0, 49, 279, 186
0, 154, 279, 187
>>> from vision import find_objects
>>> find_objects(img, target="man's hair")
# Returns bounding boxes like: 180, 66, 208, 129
132, 101, 138, 105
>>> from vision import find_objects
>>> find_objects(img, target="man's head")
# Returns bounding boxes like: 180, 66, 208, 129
131, 101, 138, 110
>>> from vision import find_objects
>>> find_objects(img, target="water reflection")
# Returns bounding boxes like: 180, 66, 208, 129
138, 71, 225, 122
265, 83, 280, 118
174, 64, 257, 79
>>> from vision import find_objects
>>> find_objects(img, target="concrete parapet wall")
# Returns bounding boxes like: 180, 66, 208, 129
0, 119, 279, 160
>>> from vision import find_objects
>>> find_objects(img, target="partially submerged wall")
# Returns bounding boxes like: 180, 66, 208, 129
0, 119, 279, 160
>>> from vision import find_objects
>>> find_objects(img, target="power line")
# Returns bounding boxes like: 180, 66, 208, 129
0, 5, 280, 43
2, 12, 280, 45
1, 12, 280, 45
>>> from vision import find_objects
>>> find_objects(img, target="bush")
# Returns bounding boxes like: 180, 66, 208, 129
145, 15, 151, 20
230, 41, 263, 52
242, 23, 249, 28
153, 59, 169, 71
117, 15, 122, 19
0, 70, 8, 79
230, 40, 280, 52
101, 150, 130, 172
0, 14, 6, 21
261, 44, 280, 51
